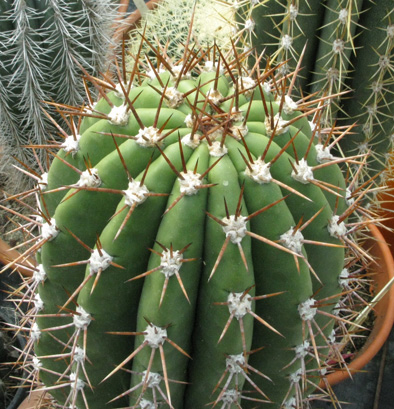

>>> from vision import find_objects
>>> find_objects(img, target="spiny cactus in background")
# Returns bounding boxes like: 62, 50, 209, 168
0, 0, 121, 190
129, 0, 394, 183
2, 21, 382, 408
240, 0, 394, 183
127, 0, 243, 67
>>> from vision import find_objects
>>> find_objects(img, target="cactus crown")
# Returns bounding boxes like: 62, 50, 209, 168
2, 10, 381, 409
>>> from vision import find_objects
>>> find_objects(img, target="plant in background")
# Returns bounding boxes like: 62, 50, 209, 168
129, 0, 394, 188
240, 0, 394, 185
126, 0, 245, 67
2, 13, 384, 407
0, 0, 121, 191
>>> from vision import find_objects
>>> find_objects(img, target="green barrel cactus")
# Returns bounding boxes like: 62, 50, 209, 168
11, 30, 374, 409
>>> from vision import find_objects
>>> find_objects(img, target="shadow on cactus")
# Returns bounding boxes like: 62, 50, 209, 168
0, 22, 384, 409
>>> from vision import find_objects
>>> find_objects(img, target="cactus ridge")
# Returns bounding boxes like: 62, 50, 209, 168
237, 0, 394, 184
4, 30, 379, 409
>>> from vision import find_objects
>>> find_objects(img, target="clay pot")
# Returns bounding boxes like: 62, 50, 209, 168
0, 238, 35, 277
322, 223, 394, 387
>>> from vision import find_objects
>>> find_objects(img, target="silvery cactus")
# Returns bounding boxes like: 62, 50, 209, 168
0, 0, 120, 188
4, 20, 379, 409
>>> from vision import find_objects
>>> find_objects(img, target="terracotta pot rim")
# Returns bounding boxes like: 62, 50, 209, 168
0, 237, 35, 277
323, 223, 394, 387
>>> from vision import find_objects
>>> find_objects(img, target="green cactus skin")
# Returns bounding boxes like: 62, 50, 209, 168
0, 0, 120, 189
8, 32, 376, 409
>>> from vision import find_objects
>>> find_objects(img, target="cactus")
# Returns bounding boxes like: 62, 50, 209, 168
126, 0, 239, 64
128, 0, 394, 184
239, 0, 394, 183
0, 0, 121, 190
1, 19, 381, 408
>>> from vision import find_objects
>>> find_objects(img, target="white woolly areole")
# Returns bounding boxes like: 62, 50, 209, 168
179, 170, 203, 195
77, 168, 101, 188
265, 114, 289, 136
387, 24, 394, 39
160, 249, 183, 278
328, 329, 336, 344
263, 82, 272, 95
208, 141, 228, 157
316, 144, 334, 163
236, 76, 256, 98
123, 180, 149, 207
346, 188, 355, 206
41, 219, 59, 242
33, 264, 47, 284
142, 371, 161, 388
291, 158, 314, 184
73, 306, 91, 329
89, 248, 113, 274
222, 215, 247, 244
280, 227, 304, 254
295, 340, 310, 359
203, 61, 224, 74
245, 18, 255, 32
135, 127, 163, 148
231, 123, 248, 139
147, 68, 165, 79
284, 397, 296, 409
181, 133, 200, 149
144, 324, 167, 348
227, 292, 252, 319
84, 102, 97, 115
289, 368, 303, 384
164, 87, 184, 108
332, 39, 345, 54
70, 373, 85, 390
338, 8, 348, 24
289, 4, 298, 20
33, 356, 42, 371
34, 294, 44, 312
38, 172, 48, 190
139, 400, 155, 409
206, 88, 223, 105
108, 104, 130, 126
220, 389, 240, 404
114, 82, 131, 99
328, 215, 347, 238
279, 95, 298, 115
171, 65, 191, 79
298, 298, 317, 321
338, 268, 350, 288
61, 134, 81, 156
226, 354, 246, 374
184, 114, 195, 128
31, 323, 41, 341
245, 159, 272, 184
281, 34, 293, 50
73, 347, 85, 364
332, 302, 342, 316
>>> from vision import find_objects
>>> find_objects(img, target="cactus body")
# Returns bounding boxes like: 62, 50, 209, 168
0, 0, 119, 187
242, 0, 394, 181
11, 31, 375, 409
